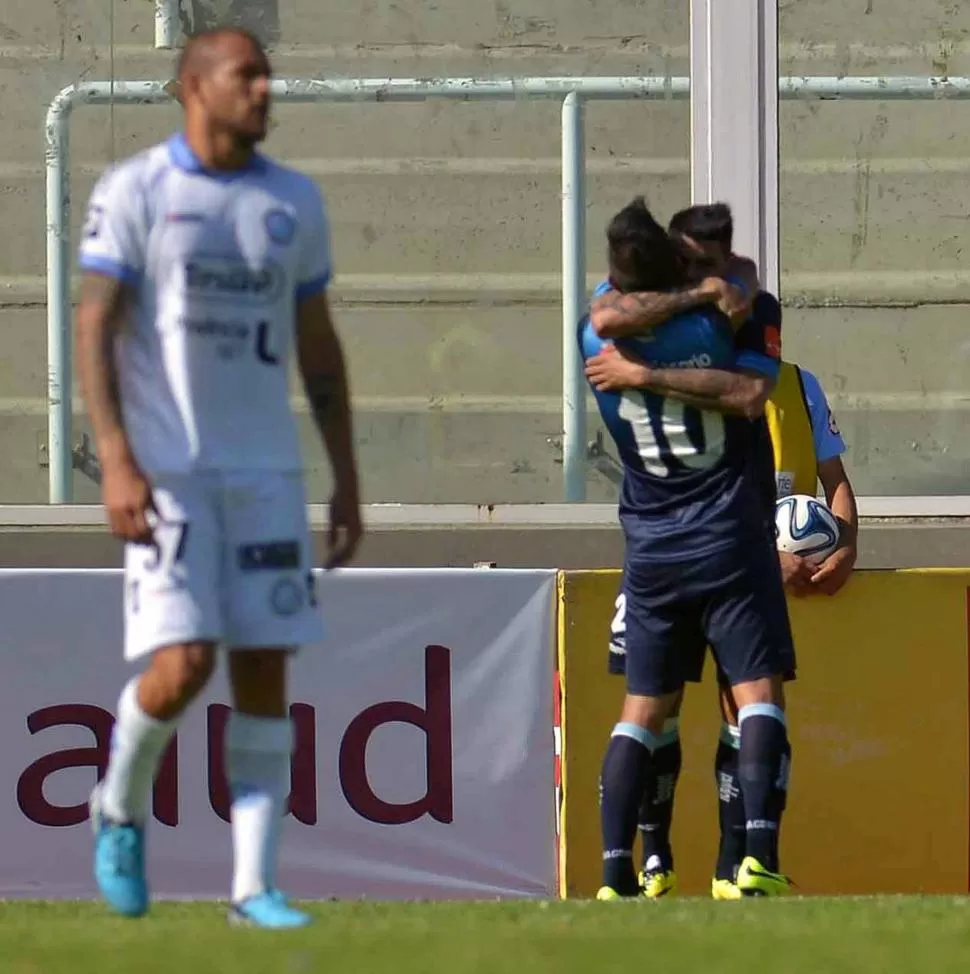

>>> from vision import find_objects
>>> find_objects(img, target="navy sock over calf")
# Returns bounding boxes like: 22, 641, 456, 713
714, 723, 745, 882
737, 705, 790, 873
637, 720, 681, 873
600, 723, 656, 894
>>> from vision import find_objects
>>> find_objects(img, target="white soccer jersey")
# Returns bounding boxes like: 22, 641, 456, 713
78, 133, 333, 476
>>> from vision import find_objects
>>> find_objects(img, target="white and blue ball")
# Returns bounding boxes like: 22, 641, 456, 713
774, 494, 840, 563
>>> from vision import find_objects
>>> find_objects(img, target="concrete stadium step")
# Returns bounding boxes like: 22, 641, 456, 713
0, 402, 578, 505
2, 162, 968, 278
7, 0, 967, 72
4, 399, 970, 505
1, 299, 969, 503
3, 301, 970, 401
17, 64, 970, 170
4, 42, 967, 169
0, 0, 687, 56
1, 165, 688, 277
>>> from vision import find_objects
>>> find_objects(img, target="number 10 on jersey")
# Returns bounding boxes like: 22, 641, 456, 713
618, 390, 725, 477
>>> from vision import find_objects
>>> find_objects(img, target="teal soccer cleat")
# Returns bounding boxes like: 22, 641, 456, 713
90, 785, 149, 918
228, 890, 312, 929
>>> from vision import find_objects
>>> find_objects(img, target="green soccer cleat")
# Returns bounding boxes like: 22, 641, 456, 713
736, 856, 793, 897
639, 868, 677, 899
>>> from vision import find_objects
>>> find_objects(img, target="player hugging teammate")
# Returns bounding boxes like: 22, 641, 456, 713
579, 198, 795, 900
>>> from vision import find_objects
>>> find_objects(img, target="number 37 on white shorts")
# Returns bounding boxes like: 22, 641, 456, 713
123, 471, 324, 661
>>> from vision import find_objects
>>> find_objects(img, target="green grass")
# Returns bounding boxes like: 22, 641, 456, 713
1, 898, 970, 973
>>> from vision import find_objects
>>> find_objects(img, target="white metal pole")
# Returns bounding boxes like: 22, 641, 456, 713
561, 92, 587, 503
690, 0, 780, 295
155, 0, 179, 49
45, 91, 73, 504
759, 0, 780, 296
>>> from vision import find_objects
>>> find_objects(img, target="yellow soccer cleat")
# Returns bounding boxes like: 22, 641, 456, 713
711, 878, 743, 901
736, 856, 793, 897
639, 869, 677, 899
596, 886, 623, 901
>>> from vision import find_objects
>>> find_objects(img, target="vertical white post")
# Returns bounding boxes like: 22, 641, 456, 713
45, 94, 72, 504
561, 92, 587, 502
155, 0, 179, 49
689, 0, 779, 295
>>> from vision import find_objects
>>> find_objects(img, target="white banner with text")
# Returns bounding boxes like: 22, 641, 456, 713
0, 568, 556, 900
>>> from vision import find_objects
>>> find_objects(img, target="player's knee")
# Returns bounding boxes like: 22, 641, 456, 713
621, 691, 681, 736
228, 648, 288, 717
152, 642, 217, 706
718, 683, 739, 725
730, 674, 785, 711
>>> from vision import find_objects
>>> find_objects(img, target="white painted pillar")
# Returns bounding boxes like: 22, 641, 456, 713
689, 0, 780, 296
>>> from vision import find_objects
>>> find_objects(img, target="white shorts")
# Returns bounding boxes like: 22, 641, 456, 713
124, 470, 324, 661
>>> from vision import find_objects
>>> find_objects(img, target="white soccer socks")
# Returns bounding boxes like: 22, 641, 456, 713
225, 712, 294, 903
100, 688, 294, 901
100, 677, 178, 825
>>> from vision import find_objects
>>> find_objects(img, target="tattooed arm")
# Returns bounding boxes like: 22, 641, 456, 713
76, 274, 131, 464
75, 272, 155, 541
638, 365, 772, 419
590, 276, 748, 339
584, 343, 772, 419
296, 289, 362, 566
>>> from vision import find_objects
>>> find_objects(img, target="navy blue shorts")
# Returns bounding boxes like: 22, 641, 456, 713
615, 536, 796, 697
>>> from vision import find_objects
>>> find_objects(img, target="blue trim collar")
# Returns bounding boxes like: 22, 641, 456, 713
166, 133, 267, 179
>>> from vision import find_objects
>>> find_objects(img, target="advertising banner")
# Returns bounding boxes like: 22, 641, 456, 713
558, 569, 970, 896
0, 568, 556, 900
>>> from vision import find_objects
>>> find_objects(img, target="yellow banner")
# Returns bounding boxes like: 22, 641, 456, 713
557, 569, 969, 896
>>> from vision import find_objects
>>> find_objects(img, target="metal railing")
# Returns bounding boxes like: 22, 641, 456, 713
45, 75, 970, 503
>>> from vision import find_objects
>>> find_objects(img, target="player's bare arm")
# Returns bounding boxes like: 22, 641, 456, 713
75, 272, 155, 543
589, 274, 756, 338
809, 456, 858, 595
296, 289, 363, 568
590, 278, 731, 338
640, 366, 771, 418
584, 343, 772, 419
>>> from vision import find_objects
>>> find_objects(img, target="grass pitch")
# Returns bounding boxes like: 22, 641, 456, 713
1, 898, 969, 973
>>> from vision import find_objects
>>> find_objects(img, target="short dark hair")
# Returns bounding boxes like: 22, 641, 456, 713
606, 197, 685, 293
668, 202, 733, 251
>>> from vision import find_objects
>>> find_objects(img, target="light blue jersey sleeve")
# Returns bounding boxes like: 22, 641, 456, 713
591, 278, 613, 299
77, 161, 147, 286
800, 367, 846, 462
294, 180, 334, 303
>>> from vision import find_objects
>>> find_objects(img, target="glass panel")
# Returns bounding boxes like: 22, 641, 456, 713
780, 1, 970, 495
1, 1, 171, 502
268, 0, 692, 503
14, 1, 690, 504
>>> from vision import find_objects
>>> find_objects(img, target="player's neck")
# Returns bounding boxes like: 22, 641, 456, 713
183, 127, 254, 172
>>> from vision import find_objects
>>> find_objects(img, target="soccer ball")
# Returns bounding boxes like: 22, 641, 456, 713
774, 494, 840, 564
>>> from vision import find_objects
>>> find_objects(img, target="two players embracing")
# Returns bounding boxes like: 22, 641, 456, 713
580, 199, 797, 900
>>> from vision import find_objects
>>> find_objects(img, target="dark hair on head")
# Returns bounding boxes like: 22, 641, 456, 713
606, 196, 685, 293
668, 202, 733, 251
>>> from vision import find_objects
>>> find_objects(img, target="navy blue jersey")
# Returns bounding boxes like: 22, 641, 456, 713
581, 281, 781, 561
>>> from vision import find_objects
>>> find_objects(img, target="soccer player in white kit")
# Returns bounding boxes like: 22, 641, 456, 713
74, 27, 362, 928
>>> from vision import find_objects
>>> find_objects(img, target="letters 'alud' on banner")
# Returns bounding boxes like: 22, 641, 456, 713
0, 568, 557, 900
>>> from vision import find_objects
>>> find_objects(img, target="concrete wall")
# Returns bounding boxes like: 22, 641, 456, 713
0, 0, 967, 503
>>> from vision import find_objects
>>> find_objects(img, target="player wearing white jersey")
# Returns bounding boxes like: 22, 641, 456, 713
75, 27, 362, 928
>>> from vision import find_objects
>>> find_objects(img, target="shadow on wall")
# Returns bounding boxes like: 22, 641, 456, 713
179, 0, 280, 45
